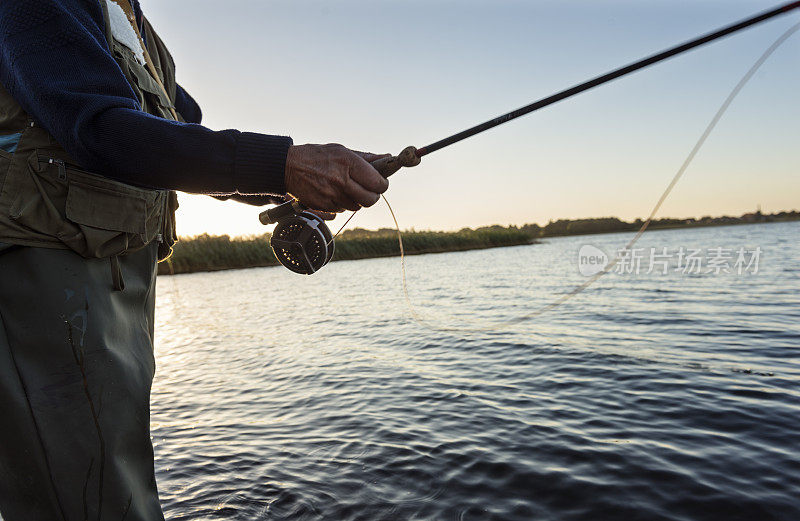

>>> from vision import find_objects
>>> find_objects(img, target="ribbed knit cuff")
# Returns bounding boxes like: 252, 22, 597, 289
234, 132, 293, 195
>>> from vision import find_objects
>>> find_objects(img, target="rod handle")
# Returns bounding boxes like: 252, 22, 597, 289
370, 146, 421, 178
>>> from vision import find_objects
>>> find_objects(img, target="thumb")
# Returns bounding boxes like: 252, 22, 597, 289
352, 150, 392, 164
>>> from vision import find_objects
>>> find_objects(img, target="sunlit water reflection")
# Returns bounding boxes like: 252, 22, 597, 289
149, 222, 799, 520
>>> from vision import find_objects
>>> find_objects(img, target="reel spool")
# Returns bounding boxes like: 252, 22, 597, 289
259, 200, 335, 274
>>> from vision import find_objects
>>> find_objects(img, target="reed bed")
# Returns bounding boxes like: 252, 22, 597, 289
158, 210, 798, 275
159, 225, 534, 275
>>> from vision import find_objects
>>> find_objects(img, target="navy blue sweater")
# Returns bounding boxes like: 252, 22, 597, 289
0, 0, 291, 199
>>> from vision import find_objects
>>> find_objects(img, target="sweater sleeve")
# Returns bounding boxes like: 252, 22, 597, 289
0, 0, 290, 195
212, 194, 286, 206
175, 83, 202, 125
173, 85, 286, 206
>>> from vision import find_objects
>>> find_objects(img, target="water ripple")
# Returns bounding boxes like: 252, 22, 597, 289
151, 222, 800, 520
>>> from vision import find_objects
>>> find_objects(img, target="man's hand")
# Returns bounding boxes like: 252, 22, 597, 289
284, 144, 390, 213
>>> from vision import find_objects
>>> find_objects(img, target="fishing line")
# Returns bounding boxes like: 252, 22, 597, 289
328, 211, 358, 244
388, 21, 800, 334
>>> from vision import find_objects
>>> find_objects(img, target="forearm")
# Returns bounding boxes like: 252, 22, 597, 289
85, 107, 290, 194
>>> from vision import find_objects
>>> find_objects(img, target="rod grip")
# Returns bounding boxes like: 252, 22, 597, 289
370, 146, 421, 178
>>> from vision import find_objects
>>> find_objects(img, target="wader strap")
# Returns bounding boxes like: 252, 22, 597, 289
110, 255, 125, 291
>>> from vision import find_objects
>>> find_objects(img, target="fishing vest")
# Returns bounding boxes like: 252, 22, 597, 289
0, 0, 180, 264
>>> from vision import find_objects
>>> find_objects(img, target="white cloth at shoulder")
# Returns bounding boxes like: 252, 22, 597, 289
105, 0, 146, 66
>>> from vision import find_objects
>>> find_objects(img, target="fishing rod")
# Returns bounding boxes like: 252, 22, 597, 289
260, 1, 800, 275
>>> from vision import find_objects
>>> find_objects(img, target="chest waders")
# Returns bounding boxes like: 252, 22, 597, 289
0, 2, 181, 520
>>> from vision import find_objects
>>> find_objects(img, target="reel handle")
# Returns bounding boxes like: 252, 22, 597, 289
258, 145, 421, 225
258, 199, 305, 225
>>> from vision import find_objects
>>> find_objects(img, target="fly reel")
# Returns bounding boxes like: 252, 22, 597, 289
259, 200, 334, 274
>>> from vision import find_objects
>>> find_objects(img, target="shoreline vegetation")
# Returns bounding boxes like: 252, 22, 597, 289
159, 209, 799, 275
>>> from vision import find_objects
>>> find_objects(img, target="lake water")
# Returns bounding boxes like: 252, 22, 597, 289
150, 221, 799, 520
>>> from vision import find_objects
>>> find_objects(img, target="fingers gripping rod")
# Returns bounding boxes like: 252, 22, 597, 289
259, 146, 421, 224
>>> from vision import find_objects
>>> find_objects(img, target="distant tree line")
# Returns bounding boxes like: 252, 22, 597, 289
524, 209, 799, 238
158, 209, 798, 275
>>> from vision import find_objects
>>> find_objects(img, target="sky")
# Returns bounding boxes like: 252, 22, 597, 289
142, 0, 800, 237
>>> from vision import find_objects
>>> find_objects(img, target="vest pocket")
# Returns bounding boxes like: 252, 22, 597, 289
63, 180, 147, 257
8, 153, 80, 245
8, 154, 168, 258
